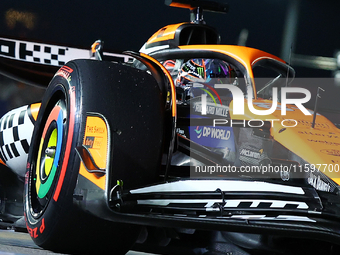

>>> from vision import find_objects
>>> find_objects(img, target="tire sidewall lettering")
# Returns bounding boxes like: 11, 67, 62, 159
27, 217, 45, 239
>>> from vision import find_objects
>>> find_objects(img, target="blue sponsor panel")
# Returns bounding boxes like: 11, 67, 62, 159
190, 126, 235, 151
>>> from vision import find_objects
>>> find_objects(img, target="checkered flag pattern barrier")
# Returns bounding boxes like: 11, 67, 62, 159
0, 37, 133, 67
0, 105, 36, 177
0, 37, 90, 67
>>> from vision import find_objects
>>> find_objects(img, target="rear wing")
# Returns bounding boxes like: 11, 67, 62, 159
0, 37, 132, 87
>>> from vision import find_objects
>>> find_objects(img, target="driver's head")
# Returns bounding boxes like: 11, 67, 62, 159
175, 59, 234, 89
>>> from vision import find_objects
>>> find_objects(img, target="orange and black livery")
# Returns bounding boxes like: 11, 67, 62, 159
0, 1, 340, 254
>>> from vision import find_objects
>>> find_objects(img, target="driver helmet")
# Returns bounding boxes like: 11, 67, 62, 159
176, 59, 235, 88
175, 59, 236, 99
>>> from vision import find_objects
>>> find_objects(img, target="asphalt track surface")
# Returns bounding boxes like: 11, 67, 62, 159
0, 230, 154, 255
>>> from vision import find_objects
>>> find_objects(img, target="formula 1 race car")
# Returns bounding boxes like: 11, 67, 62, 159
0, 1, 340, 254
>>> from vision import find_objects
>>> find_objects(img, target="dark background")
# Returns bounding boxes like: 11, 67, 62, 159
0, 0, 339, 116
1, 0, 339, 76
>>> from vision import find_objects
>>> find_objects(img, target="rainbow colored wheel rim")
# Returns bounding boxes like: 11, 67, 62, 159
35, 104, 64, 199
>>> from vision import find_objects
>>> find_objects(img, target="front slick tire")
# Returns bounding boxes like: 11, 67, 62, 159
24, 61, 139, 255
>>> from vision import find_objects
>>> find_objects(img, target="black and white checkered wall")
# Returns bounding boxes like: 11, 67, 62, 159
0, 37, 133, 67
22, 44, 67, 66
0, 37, 90, 67
0, 105, 36, 177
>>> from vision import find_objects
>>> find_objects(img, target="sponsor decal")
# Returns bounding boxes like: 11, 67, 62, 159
293, 119, 331, 129
240, 148, 261, 159
194, 126, 202, 138
183, 61, 205, 78
190, 126, 235, 150
239, 146, 268, 167
84, 136, 103, 150
86, 124, 105, 134
196, 126, 231, 141
194, 102, 229, 117
320, 149, 340, 157
56, 66, 73, 80
84, 136, 95, 148
83, 121, 106, 150
308, 172, 331, 192
307, 139, 340, 146
298, 131, 339, 139
78, 115, 108, 190
190, 82, 225, 116
27, 217, 45, 239
197, 66, 204, 77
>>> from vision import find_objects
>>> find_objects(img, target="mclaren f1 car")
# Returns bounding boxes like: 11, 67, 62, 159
0, 1, 340, 254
